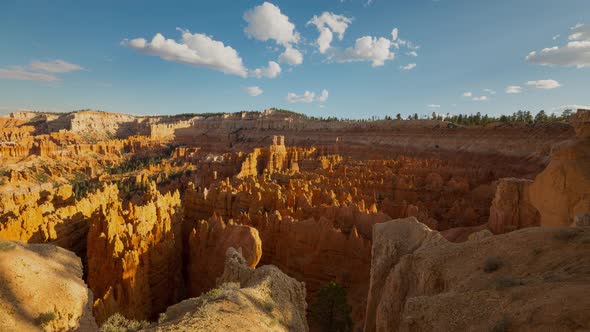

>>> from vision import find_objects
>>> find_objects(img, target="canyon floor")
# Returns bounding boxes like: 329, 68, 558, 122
0, 108, 588, 331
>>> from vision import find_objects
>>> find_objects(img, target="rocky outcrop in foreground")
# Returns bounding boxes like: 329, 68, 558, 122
152, 247, 308, 332
0, 241, 97, 331
365, 218, 590, 332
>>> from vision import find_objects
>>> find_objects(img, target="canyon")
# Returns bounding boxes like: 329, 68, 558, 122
0, 108, 588, 331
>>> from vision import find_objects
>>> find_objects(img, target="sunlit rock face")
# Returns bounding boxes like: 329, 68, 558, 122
530, 110, 590, 227
87, 182, 184, 324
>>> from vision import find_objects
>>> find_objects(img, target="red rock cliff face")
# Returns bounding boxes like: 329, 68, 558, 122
87, 182, 184, 324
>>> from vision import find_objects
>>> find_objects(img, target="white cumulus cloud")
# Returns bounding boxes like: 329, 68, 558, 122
244, 2, 303, 65
400, 63, 416, 70
122, 28, 247, 77
251, 61, 281, 78
526, 79, 561, 90
428, 104, 441, 109
279, 46, 303, 65
328, 26, 418, 68
526, 23, 590, 68
505, 85, 523, 94
472, 95, 489, 101
569, 23, 590, 40
287, 91, 315, 103
317, 89, 329, 102
308, 12, 352, 54
391, 28, 399, 41
287, 89, 329, 103
336, 36, 394, 67
245, 86, 263, 96
463, 92, 473, 97
244, 2, 299, 46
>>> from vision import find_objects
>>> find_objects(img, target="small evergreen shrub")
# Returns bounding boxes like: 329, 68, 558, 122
34, 311, 56, 327
484, 257, 503, 273
99, 313, 150, 332
309, 281, 353, 332
0, 241, 16, 251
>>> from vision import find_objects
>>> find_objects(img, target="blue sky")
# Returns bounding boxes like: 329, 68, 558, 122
0, 0, 589, 119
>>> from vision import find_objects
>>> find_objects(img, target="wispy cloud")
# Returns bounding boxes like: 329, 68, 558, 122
0, 60, 83, 82
526, 79, 561, 89
0, 67, 59, 82
400, 63, 416, 70
29, 60, 83, 73
505, 85, 523, 94
472, 95, 489, 101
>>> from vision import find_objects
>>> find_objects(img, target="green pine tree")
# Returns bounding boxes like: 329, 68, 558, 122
309, 281, 353, 332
